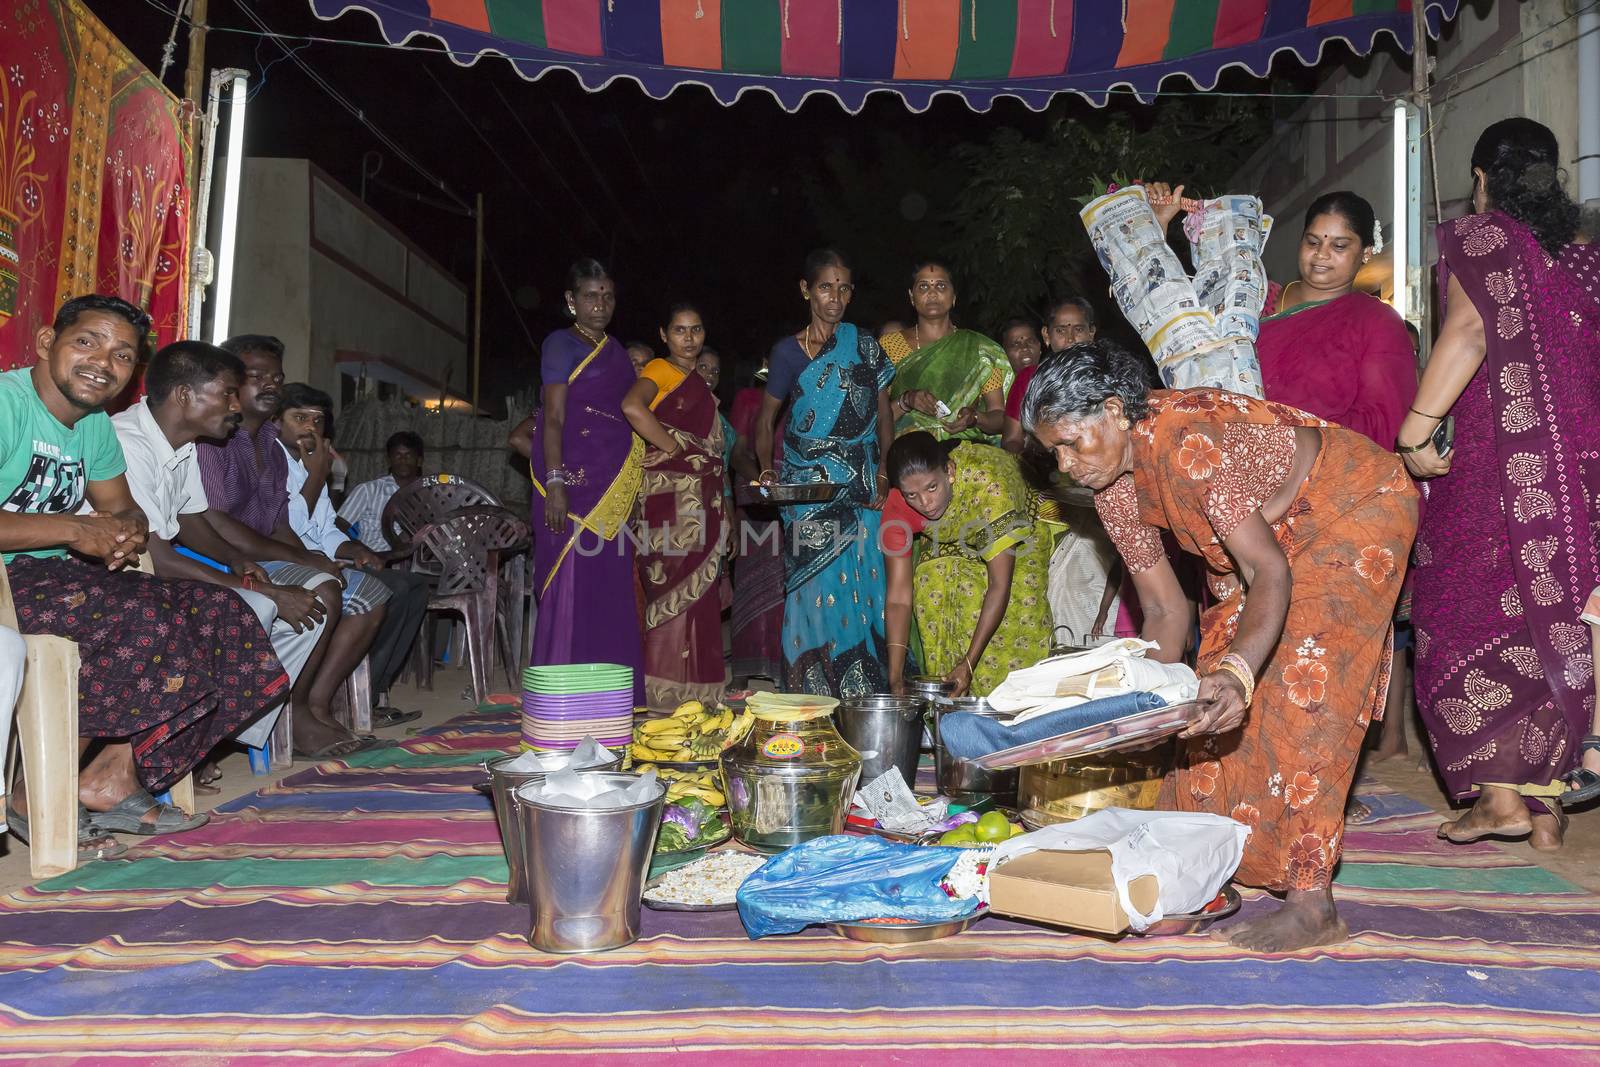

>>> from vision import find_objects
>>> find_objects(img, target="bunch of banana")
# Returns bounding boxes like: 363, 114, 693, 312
632, 764, 727, 806
630, 700, 755, 763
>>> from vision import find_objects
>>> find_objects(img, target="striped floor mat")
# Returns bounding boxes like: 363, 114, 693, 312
0, 708, 1597, 1062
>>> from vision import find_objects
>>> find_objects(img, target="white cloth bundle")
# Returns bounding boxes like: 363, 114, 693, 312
987, 638, 1198, 723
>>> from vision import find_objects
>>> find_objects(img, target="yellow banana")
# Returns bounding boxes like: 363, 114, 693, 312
639, 717, 686, 736
671, 700, 705, 721
634, 762, 657, 775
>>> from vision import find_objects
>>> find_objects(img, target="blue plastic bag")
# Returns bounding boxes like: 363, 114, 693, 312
736, 835, 978, 938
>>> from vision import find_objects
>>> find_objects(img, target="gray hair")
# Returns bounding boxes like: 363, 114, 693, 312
1020, 342, 1154, 434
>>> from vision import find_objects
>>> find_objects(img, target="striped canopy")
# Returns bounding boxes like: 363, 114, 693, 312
311, 0, 1461, 113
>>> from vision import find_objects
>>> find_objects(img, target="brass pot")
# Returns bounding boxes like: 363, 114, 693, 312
1018, 744, 1170, 827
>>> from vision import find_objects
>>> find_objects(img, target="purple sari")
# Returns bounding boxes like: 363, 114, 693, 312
529, 329, 645, 703
1413, 213, 1600, 799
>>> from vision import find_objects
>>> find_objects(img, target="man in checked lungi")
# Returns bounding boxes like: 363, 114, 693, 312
1, 295, 290, 861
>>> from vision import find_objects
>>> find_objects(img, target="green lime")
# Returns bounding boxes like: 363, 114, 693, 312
975, 811, 1012, 842
939, 824, 978, 846
1008, 821, 1026, 838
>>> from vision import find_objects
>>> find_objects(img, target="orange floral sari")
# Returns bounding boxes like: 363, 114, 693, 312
1095, 389, 1419, 891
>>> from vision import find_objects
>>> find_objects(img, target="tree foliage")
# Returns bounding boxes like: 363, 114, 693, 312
942, 98, 1271, 333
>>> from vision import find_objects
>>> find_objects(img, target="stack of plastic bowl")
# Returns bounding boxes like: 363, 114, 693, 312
521, 663, 636, 751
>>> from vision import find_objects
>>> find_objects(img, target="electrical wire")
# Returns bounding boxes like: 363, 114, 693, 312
420, 64, 553, 217
489, 83, 609, 240
228, 0, 471, 213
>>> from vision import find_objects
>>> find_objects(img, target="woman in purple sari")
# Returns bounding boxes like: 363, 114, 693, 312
511, 259, 645, 703
1401, 120, 1600, 851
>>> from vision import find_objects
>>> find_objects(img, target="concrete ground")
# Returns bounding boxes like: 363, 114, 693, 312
2, 666, 1597, 894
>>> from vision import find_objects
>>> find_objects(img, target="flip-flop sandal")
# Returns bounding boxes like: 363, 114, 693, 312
1437, 813, 1531, 844
193, 782, 223, 797
7, 803, 129, 860
87, 789, 209, 836
372, 707, 423, 729
293, 737, 369, 761
1559, 735, 1600, 809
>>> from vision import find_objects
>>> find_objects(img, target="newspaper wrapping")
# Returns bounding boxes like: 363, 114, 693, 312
1080, 186, 1269, 398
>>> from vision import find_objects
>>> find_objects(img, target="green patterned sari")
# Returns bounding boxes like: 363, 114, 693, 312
913, 443, 1053, 696
882, 328, 1012, 444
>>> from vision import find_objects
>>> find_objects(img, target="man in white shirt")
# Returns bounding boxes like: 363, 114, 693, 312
266, 384, 395, 741
336, 430, 429, 726
109, 341, 335, 757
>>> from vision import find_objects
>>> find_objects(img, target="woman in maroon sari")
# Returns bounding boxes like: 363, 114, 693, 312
728, 356, 784, 684
512, 258, 645, 704
1255, 191, 1418, 448
1402, 119, 1600, 851
622, 303, 727, 708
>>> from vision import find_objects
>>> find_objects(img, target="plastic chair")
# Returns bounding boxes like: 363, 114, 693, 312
2, 554, 193, 878
380, 474, 501, 566
412, 506, 530, 705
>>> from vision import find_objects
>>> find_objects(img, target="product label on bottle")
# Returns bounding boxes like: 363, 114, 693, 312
761, 732, 804, 760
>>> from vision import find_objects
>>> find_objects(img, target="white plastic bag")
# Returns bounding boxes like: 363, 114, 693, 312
991, 808, 1250, 931
987, 638, 1198, 721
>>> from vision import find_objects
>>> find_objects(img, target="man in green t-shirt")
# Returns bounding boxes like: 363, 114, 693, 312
0, 295, 289, 859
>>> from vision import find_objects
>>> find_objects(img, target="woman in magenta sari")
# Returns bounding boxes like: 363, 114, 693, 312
1401, 119, 1600, 851
621, 303, 727, 708
1255, 191, 1418, 448
512, 258, 645, 704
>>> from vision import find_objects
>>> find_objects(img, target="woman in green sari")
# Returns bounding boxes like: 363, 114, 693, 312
881, 260, 1012, 445
883, 432, 1052, 697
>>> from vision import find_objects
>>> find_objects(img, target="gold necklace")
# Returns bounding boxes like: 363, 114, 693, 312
800, 322, 832, 360
573, 323, 606, 347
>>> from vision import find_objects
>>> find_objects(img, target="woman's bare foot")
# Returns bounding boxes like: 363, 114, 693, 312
1211, 887, 1348, 953
1529, 808, 1567, 852
1345, 797, 1373, 823
1438, 785, 1532, 843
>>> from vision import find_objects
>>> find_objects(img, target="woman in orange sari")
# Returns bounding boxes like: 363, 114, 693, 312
622, 303, 727, 708
1023, 342, 1418, 952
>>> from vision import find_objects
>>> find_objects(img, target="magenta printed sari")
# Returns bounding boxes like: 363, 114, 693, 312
638, 363, 727, 708
1412, 213, 1600, 799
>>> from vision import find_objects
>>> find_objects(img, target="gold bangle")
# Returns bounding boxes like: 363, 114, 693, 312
1394, 438, 1433, 455
887, 641, 908, 650
1215, 660, 1255, 706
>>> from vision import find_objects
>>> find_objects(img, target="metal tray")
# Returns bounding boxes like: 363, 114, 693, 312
827, 906, 989, 943
1136, 886, 1241, 936
972, 701, 1204, 771
736, 482, 844, 505
642, 845, 763, 911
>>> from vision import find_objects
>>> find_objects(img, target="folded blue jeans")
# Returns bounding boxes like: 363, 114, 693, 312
938, 691, 1169, 760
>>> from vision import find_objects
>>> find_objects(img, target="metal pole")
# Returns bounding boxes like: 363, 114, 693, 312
1578, 1, 1600, 204
473, 192, 484, 413
182, 0, 209, 339
1407, 1, 1430, 355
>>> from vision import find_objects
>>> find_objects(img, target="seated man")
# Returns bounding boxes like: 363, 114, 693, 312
335, 430, 429, 728
195, 336, 385, 759
109, 340, 330, 757
1, 295, 288, 852
272, 384, 396, 739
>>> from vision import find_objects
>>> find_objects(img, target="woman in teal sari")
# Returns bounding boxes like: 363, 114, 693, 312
755, 249, 895, 697
881, 259, 1012, 445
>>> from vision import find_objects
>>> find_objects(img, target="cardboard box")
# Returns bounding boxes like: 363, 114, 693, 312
988, 848, 1159, 935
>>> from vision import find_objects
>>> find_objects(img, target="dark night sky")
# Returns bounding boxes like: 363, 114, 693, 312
87, 1, 1305, 409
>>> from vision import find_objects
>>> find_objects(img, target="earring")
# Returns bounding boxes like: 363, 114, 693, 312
566, 303, 576, 316
1118, 419, 1130, 430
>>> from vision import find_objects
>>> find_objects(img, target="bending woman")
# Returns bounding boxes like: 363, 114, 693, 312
511, 258, 645, 704
621, 303, 727, 708
1024, 342, 1417, 952
755, 249, 895, 698
1400, 118, 1600, 848
883, 432, 1052, 698
882, 259, 1011, 444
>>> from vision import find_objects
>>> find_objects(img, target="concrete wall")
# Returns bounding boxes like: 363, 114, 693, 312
1231, 0, 1582, 283
229, 159, 468, 407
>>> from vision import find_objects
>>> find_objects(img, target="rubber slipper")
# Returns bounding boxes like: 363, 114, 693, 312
372, 707, 423, 729
87, 789, 209, 836
7, 803, 129, 860
293, 737, 369, 761
1437, 814, 1531, 844
1559, 735, 1600, 809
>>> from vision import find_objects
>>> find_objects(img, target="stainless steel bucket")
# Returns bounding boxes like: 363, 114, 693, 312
836, 695, 925, 788
513, 772, 665, 953
486, 750, 623, 905
932, 698, 1020, 805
